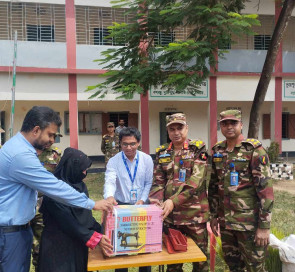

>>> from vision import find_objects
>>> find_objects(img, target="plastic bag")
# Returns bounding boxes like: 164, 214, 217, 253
269, 234, 295, 272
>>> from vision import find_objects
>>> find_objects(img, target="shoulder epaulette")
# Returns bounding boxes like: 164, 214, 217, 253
189, 140, 206, 149
102, 134, 108, 138
212, 140, 226, 150
243, 138, 262, 148
155, 143, 169, 153
52, 146, 62, 155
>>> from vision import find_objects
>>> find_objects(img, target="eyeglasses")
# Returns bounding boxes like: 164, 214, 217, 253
121, 142, 138, 147
107, 126, 114, 128
220, 120, 240, 127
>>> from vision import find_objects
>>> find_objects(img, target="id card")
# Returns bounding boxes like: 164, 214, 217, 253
230, 172, 239, 186
130, 189, 137, 202
112, 141, 115, 147
179, 168, 186, 182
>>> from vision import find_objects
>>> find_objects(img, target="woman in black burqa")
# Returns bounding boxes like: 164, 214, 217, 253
38, 148, 112, 272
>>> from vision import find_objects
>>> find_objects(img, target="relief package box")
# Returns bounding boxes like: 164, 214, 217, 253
104, 205, 163, 256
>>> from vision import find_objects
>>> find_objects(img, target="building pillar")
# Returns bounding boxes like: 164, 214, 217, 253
140, 93, 150, 154
274, 0, 283, 153
66, 0, 78, 149
209, 76, 218, 149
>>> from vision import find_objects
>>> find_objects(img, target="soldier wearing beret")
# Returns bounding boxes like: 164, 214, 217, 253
208, 110, 274, 272
101, 122, 120, 166
149, 113, 210, 272
31, 143, 62, 270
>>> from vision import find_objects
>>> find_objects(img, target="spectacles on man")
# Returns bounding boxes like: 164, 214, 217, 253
220, 120, 240, 127
121, 142, 137, 147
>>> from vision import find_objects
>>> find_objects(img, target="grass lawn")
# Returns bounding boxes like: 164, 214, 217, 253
30, 174, 295, 272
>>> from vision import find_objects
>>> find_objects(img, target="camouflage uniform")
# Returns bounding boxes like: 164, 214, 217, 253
101, 133, 120, 165
31, 146, 62, 270
150, 138, 210, 272
208, 110, 274, 272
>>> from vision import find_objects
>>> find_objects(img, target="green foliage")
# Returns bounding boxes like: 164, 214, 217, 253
267, 141, 280, 163
86, 0, 260, 99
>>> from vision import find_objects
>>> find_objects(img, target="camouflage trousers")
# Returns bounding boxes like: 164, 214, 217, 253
30, 212, 44, 270
220, 227, 267, 272
165, 222, 208, 272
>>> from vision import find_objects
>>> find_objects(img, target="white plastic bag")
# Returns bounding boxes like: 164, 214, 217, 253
269, 234, 295, 272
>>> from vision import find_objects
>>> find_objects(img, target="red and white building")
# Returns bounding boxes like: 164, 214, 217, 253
0, 0, 295, 157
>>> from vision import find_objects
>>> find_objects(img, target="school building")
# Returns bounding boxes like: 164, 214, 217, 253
0, 0, 295, 157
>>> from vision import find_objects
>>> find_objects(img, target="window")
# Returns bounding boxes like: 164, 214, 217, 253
282, 113, 289, 139
94, 28, 113, 45
27, 25, 55, 42
64, 112, 102, 135
263, 113, 295, 139
153, 31, 175, 46
263, 114, 271, 139
254, 35, 271, 50
109, 113, 128, 128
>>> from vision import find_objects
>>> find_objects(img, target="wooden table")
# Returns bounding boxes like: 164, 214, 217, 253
88, 237, 206, 271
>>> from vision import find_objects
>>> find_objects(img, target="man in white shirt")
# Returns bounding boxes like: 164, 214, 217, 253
115, 119, 126, 134
104, 127, 153, 272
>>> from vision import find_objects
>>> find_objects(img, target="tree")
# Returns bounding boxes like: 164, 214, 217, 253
86, 0, 259, 99
248, 0, 295, 138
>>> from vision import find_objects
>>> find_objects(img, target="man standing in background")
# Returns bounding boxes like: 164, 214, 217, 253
101, 122, 120, 166
115, 119, 126, 134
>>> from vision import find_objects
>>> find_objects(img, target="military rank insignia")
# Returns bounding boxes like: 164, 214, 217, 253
213, 152, 223, 162
199, 152, 208, 161
259, 155, 268, 165
159, 153, 171, 163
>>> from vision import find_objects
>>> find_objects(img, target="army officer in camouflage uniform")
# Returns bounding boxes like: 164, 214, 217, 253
208, 110, 274, 272
31, 144, 62, 270
149, 113, 209, 272
101, 122, 120, 166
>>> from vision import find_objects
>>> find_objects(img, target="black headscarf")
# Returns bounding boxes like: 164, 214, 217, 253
52, 147, 94, 227
54, 147, 92, 194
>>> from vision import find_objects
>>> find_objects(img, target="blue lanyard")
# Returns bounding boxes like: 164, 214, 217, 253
122, 152, 139, 185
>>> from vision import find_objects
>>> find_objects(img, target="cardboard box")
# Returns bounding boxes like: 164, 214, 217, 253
104, 205, 163, 256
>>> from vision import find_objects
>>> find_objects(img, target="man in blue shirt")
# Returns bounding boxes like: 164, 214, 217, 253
0, 106, 113, 272
104, 127, 153, 272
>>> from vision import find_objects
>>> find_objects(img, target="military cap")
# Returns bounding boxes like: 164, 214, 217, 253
0, 127, 5, 133
166, 113, 187, 127
107, 122, 115, 127
219, 109, 241, 122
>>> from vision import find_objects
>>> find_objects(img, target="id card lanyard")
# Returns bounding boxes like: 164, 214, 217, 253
230, 162, 239, 186
122, 152, 139, 203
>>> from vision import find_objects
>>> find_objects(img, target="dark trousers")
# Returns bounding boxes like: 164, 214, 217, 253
115, 267, 151, 272
115, 201, 151, 272
0, 227, 33, 272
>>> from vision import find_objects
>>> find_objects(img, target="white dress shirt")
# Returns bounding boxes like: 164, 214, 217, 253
104, 150, 153, 203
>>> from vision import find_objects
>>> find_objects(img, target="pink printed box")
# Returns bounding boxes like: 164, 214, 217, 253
104, 205, 163, 256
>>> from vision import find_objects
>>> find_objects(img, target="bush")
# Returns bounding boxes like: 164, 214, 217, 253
267, 141, 280, 163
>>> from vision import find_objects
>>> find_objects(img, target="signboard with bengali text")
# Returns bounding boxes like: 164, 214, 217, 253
149, 80, 209, 101
283, 80, 295, 100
